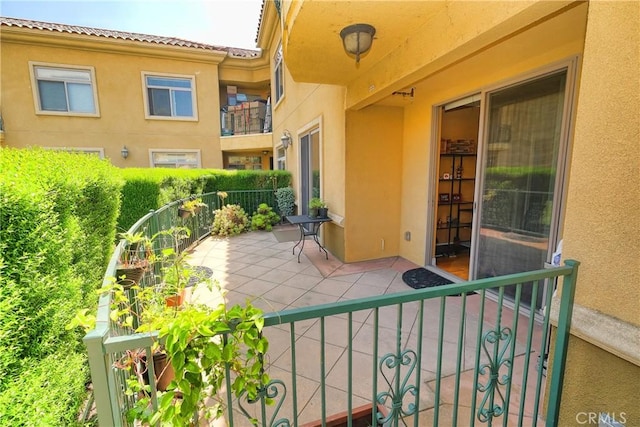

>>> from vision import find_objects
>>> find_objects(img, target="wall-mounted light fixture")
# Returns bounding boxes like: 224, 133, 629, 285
121, 146, 129, 159
340, 23, 376, 64
281, 130, 292, 149
262, 150, 269, 155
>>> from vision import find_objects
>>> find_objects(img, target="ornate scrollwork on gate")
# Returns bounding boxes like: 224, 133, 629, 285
238, 378, 291, 427
476, 327, 512, 423
376, 349, 419, 424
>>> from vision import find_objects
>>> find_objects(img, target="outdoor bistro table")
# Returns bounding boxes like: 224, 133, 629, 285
285, 215, 332, 263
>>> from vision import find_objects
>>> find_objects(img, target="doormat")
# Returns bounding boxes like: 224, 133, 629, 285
402, 268, 474, 296
272, 228, 301, 243
402, 268, 452, 289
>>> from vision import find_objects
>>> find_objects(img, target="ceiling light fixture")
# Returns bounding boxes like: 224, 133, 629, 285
340, 23, 376, 64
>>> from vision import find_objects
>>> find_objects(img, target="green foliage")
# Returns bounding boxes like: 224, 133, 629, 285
127, 300, 269, 426
211, 204, 250, 236
0, 147, 122, 423
275, 187, 295, 217
118, 169, 291, 232
251, 203, 281, 231
0, 352, 88, 426
308, 197, 326, 209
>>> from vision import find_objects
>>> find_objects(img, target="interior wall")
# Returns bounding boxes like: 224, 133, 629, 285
396, 2, 588, 266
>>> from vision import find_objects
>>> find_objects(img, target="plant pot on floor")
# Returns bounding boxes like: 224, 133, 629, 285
301, 403, 388, 427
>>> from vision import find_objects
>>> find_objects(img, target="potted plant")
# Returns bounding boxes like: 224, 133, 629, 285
71, 225, 271, 426
178, 197, 206, 219
153, 227, 193, 307
251, 203, 281, 231
308, 197, 326, 218
275, 186, 295, 220
115, 231, 152, 287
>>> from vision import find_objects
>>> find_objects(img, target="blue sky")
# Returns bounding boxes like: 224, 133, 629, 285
0, 0, 264, 49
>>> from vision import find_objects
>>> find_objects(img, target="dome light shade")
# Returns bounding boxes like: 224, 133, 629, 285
340, 23, 376, 64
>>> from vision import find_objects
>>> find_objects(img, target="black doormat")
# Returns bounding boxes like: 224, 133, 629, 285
402, 268, 453, 289
402, 268, 474, 296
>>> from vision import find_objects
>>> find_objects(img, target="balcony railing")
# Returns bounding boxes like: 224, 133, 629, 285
221, 102, 271, 136
84, 195, 579, 426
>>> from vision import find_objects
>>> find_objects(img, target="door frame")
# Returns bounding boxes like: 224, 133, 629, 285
296, 117, 323, 215
427, 57, 580, 312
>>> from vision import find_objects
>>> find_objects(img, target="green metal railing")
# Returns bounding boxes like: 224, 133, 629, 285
84, 194, 579, 426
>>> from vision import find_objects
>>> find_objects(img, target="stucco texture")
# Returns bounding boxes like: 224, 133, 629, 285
548, 332, 640, 426
562, 1, 640, 326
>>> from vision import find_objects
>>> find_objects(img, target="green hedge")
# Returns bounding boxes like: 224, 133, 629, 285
118, 169, 291, 232
0, 147, 122, 425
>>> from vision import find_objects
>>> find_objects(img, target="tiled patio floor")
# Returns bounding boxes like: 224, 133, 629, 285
186, 227, 546, 426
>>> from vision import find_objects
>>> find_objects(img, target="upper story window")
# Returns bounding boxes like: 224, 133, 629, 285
142, 73, 197, 120
30, 62, 99, 116
274, 45, 284, 103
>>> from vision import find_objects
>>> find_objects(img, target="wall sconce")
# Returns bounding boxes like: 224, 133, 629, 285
340, 23, 376, 64
262, 150, 269, 155
281, 130, 292, 149
121, 146, 129, 159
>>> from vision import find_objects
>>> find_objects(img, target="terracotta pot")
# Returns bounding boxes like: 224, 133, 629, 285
300, 403, 387, 427
165, 289, 186, 307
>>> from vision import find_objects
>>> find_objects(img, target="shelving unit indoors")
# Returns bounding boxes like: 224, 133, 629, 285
436, 139, 477, 258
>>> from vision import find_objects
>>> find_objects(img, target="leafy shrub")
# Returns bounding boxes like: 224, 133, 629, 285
0, 353, 88, 426
251, 203, 281, 231
211, 204, 249, 236
275, 186, 295, 217
0, 147, 122, 424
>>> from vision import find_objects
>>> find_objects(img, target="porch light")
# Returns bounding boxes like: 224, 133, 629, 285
340, 23, 376, 64
121, 145, 129, 159
281, 130, 292, 149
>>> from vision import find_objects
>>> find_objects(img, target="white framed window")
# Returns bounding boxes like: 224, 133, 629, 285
274, 44, 284, 103
45, 147, 105, 158
142, 73, 197, 120
227, 155, 262, 170
149, 149, 201, 168
276, 147, 286, 170
29, 62, 99, 116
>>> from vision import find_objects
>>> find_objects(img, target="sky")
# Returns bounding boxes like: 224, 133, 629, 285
0, 0, 265, 50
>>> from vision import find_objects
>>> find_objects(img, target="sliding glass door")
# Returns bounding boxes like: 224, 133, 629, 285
473, 70, 569, 310
300, 129, 321, 215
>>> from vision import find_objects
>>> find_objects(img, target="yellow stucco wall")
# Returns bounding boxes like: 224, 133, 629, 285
345, 106, 404, 262
548, 331, 640, 426
265, 19, 348, 257
1, 31, 226, 168
552, 2, 640, 423
396, 2, 588, 266
2, 22, 278, 169
562, 1, 640, 325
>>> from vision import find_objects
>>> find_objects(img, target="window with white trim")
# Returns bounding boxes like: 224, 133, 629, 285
143, 73, 197, 119
274, 45, 284, 103
150, 150, 201, 168
30, 63, 98, 115
276, 147, 286, 170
